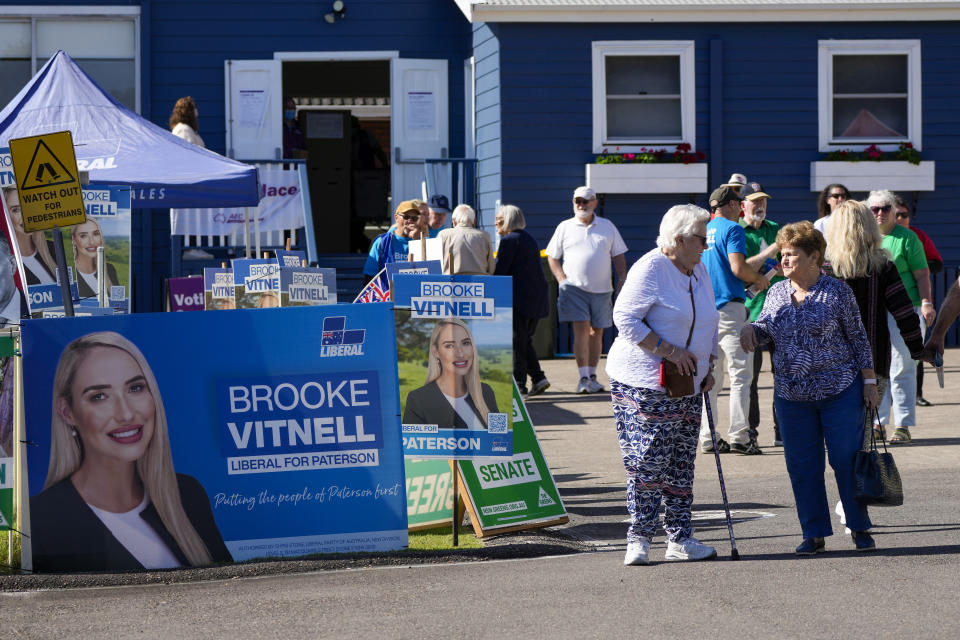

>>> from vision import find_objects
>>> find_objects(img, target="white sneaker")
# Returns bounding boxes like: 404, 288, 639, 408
665, 536, 717, 561
835, 500, 851, 535
586, 376, 605, 393
623, 538, 650, 566
576, 377, 590, 394
528, 378, 550, 397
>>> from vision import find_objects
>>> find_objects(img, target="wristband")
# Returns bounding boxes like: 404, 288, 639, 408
667, 344, 677, 357
654, 336, 663, 351
922, 301, 933, 307
863, 378, 877, 385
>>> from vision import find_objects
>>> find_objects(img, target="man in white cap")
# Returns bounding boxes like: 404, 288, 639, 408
724, 173, 747, 194
546, 186, 628, 393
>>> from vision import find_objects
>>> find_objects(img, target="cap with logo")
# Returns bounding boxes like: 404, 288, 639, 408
573, 186, 596, 200
740, 181, 771, 201
428, 194, 451, 213
709, 185, 742, 208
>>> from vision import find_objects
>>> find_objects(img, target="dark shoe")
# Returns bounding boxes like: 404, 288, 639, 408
795, 537, 825, 555
701, 438, 730, 454
527, 377, 550, 397
731, 440, 764, 455
851, 531, 876, 551
916, 396, 933, 407
518, 386, 529, 397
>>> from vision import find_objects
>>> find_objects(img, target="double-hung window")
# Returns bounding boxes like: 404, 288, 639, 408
591, 41, 695, 153
818, 40, 921, 151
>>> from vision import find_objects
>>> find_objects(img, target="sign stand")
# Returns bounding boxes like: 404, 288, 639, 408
451, 460, 459, 546
51, 226, 74, 317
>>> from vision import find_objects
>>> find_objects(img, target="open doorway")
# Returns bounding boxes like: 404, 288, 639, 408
283, 60, 391, 254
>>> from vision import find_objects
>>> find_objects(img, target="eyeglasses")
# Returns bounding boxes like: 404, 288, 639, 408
828, 192, 847, 200
399, 213, 420, 222
574, 198, 594, 206
870, 205, 892, 214
687, 233, 708, 246
896, 211, 910, 219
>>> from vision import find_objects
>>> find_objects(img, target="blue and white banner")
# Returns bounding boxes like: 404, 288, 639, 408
280, 267, 337, 306
392, 274, 513, 459
22, 304, 407, 572
231, 258, 280, 309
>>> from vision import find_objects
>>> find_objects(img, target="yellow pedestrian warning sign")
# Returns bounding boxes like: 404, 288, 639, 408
9, 130, 86, 232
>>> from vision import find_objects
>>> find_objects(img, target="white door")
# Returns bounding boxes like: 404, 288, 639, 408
224, 59, 282, 160
391, 58, 448, 204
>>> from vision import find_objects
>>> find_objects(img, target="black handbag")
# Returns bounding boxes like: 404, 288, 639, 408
853, 410, 904, 507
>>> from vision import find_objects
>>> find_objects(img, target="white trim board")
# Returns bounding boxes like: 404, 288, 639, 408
458, 2, 960, 23
0, 6, 140, 16
274, 51, 399, 62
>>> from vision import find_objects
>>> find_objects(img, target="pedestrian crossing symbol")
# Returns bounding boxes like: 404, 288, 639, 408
538, 486, 555, 507
8, 130, 86, 232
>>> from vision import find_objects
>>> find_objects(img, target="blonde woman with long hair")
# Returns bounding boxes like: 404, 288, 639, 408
30, 331, 231, 572
3, 185, 57, 285
402, 318, 499, 429
825, 199, 924, 442
71, 218, 119, 299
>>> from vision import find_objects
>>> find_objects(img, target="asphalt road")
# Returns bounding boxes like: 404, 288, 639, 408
3, 353, 960, 639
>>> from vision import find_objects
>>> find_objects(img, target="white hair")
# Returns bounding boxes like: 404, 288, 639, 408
452, 204, 476, 227
497, 204, 526, 232
867, 189, 896, 208
656, 204, 711, 250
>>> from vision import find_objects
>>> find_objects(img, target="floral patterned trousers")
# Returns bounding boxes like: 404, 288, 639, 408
610, 379, 702, 543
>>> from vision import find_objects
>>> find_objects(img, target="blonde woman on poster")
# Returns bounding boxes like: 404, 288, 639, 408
403, 318, 499, 429
30, 331, 231, 572
72, 218, 119, 299
3, 185, 57, 285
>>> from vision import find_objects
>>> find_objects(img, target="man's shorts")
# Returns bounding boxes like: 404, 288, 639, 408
557, 283, 613, 328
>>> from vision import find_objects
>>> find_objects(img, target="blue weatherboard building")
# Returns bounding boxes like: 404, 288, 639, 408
2, 1, 959, 345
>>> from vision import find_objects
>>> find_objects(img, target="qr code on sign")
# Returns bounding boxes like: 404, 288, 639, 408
487, 413, 508, 433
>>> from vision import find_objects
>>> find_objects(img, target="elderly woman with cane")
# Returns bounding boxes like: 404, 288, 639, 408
741, 221, 880, 554
606, 204, 719, 565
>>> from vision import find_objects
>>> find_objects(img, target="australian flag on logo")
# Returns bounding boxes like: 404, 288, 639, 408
321, 316, 365, 346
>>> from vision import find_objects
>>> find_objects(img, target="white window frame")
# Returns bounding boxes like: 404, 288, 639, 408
817, 39, 921, 152
591, 40, 695, 154
0, 6, 140, 112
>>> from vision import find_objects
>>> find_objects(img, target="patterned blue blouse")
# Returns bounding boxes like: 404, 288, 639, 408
752, 275, 873, 402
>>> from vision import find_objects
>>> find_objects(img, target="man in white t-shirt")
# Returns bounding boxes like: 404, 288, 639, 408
546, 186, 628, 393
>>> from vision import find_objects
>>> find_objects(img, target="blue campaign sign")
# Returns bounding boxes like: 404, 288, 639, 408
384, 260, 442, 283
392, 274, 513, 459
21, 303, 407, 572
279, 266, 337, 306
232, 258, 280, 309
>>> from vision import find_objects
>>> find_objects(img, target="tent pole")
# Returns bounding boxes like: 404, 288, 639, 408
243, 207, 252, 258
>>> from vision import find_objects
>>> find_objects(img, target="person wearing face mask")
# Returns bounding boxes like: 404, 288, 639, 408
739, 181, 784, 447
546, 186, 628, 394
282, 98, 306, 159
867, 190, 934, 444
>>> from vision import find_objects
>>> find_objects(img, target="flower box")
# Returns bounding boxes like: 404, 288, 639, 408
810, 161, 935, 192
585, 163, 708, 194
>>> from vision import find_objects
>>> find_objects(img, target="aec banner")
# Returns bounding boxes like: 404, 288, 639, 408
392, 274, 513, 459
22, 304, 407, 572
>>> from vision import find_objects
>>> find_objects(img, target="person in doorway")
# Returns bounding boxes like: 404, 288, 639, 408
282, 97, 306, 158
699, 186, 770, 455
437, 204, 494, 275
169, 96, 204, 147
546, 186, 628, 394
869, 189, 934, 444
893, 194, 942, 407
72, 218, 119, 300
3, 185, 57, 285
814, 183, 850, 235
494, 204, 550, 397
30, 331, 232, 572
402, 319, 499, 429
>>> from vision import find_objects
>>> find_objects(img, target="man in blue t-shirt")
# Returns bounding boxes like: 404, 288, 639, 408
362, 200, 425, 282
700, 186, 770, 455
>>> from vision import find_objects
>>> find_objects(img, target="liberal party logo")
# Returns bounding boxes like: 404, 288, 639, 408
320, 316, 365, 357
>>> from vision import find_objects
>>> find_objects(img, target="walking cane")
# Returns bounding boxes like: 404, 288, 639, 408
703, 392, 741, 560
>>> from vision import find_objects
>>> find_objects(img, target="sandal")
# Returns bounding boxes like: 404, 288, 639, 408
889, 427, 912, 444
872, 425, 886, 441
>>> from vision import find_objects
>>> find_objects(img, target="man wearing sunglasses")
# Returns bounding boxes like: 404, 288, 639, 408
868, 189, 935, 444
546, 186, 628, 393
362, 199, 426, 283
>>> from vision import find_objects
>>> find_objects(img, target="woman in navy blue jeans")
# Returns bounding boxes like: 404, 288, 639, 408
740, 221, 880, 554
